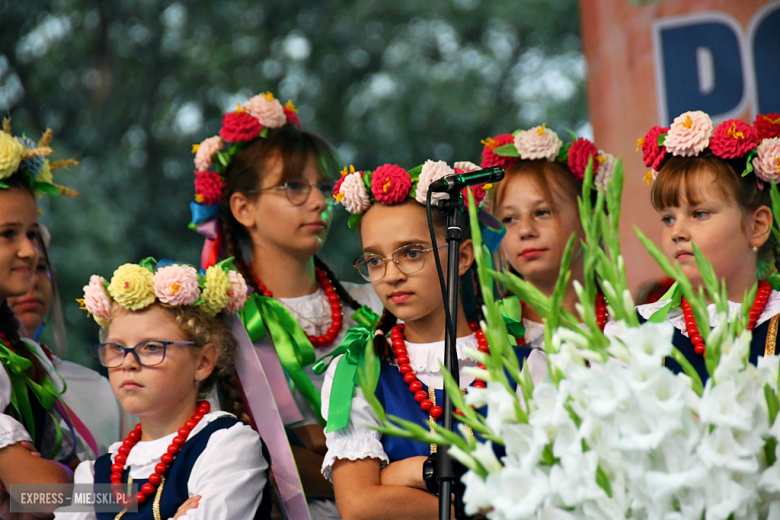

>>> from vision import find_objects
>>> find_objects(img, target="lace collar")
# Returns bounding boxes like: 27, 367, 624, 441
637, 289, 780, 337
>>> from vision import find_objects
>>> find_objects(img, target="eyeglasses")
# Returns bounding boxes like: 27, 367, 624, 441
354, 243, 447, 282
249, 178, 335, 206
95, 340, 196, 368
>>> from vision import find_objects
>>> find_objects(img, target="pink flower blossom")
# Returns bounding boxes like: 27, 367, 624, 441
244, 93, 287, 129
415, 160, 453, 205
153, 265, 201, 306
83, 275, 112, 319
225, 271, 248, 314
337, 171, 371, 214
710, 119, 759, 159
752, 137, 780, 184
194, 136, 223, 172
454, 161, 480, 172
594, 151, 617, 190
663, 111, 713, 157
371, 164, 412, 205
514, 125, 563, 161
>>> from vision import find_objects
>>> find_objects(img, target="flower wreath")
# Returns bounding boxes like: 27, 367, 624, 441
333, 160, 493, 228
0, 118, 78, 196
80, 257, 248, 328
479, 124, 616, 189
638, 110, 780, 186
189, 92, 300, 226
188, 91, 300, 268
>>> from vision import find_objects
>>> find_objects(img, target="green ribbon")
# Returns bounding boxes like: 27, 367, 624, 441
648, 282, 682, 323
498, 296, 526, 344
239, 293, 323, 424
0, 341, 62, 443
313, 325, 380, 433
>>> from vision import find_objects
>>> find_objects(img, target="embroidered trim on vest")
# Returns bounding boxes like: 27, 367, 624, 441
765, 315, 779, 356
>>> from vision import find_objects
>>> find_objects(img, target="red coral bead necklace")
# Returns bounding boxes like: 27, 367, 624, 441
111, 401, 211, 505
681, 281, 772, 357
391, 322, 489, 421
253, 267, 343, 347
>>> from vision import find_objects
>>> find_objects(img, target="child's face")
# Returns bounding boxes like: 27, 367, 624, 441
233, 155, 333, 259
496, 174, 584, 287
658, 170, 757, 293
8, 252, 52, 336
106, 305, 215, 418
359, 201, 472, 327
0, 189, 39, 300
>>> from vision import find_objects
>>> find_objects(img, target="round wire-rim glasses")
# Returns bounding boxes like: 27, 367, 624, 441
248, 177, 335, 206
354, 243, 447, 282
94, 340, 197, 368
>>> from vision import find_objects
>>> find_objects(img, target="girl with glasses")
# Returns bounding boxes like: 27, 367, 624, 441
56, 259, 271, 520
188, 92, 381, 519
320, 161, 523, 519
0, 124, 82, 514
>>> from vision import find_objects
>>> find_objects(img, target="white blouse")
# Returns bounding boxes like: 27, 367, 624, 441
0, 338, 84, 461
268, 281, 383, 426
319, 334, 480, 482
54, 411, 268, 520
604, 289, 780, 338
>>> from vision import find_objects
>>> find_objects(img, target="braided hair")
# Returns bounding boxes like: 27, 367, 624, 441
219, 126, 360, 311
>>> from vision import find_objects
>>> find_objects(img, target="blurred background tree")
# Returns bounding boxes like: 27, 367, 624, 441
0, 0, 588, 368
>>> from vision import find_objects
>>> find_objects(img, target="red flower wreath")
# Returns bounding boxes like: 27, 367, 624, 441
194, 171, 226, 205
220, 111, 262, 142
567, 138, 599, 180
370, 164, 412, 205
480, 134, 518, 169
754, 113, 780, 141
640, 126, 669, 170
710, 119, 759, 160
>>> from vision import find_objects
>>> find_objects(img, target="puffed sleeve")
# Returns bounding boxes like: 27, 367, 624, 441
175, 422, 269, 520
320, 354, 389, 482
53, 461, 97, 520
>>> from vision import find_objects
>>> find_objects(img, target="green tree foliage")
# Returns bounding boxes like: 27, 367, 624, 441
0, 0, 586, 367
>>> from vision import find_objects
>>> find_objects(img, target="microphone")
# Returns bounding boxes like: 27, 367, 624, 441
428, 166, 505, 194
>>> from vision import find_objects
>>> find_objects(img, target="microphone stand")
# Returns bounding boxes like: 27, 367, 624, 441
434, 196, 464, 520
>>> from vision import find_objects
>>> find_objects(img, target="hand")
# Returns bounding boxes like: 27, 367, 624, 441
379, 456, 428, 490
173, 495, 201, 519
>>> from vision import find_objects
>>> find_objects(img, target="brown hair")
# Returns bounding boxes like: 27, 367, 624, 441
104, 303, 251, 423
219, 125, 362, 311
491, 160, 583, 217
651, 152, 778, 277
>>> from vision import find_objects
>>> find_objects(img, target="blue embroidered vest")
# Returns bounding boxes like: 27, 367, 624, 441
94, 417, 272, 520
637, 312, 779, 384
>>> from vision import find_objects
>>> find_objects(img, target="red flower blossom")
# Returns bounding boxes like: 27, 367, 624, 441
220, 111, 262, 142
640, 126, 669, 170
284, 105, 301, 129
480, 134, 518, 169
462, 185, 488, 209
754, 113, 780, 141
194, 171, 226, 205
370, 164, 411, 205
710, 119, 759, 159
567, 138, 599, 180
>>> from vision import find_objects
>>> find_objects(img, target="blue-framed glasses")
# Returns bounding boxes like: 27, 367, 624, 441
94, 340, 196, 368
